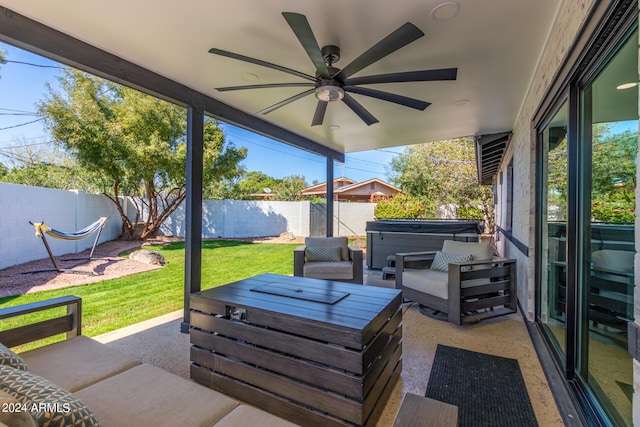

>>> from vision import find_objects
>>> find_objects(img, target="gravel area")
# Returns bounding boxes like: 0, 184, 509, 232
0, 235, 305, 297
0, 239, 164, 296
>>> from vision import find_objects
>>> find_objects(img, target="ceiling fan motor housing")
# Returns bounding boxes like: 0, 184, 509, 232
321, 45, 340, 65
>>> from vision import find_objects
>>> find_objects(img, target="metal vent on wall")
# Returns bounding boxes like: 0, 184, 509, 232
475, 132, 512, 185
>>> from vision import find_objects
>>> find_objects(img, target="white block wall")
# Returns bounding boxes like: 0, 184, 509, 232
160, 200, 375, 239
1, 183, 377, 269
334, 202, 376, 236
0, 183, 123, 270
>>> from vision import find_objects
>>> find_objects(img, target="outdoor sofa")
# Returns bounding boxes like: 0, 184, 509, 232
0, 295, 300, 427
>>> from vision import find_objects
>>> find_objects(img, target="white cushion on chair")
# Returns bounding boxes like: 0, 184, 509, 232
403, 269, 449, 300
592, 249, 634, 273
304, 261, 354, 280
442, 240, 493, 260
402, 269, 492, 301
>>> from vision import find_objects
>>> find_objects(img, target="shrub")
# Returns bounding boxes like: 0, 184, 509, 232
591, 200, 635, 223
374, 194, 425, 219
457, 205, 484, 220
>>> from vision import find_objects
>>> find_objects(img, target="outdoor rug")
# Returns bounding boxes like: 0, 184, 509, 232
425, 344, 538, 427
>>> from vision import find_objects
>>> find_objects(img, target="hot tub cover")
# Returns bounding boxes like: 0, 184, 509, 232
366, 220, 482, 235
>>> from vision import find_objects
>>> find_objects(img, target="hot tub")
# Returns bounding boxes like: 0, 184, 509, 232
365, 220, 482, 269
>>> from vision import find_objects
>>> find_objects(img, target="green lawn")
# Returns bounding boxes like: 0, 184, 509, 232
0, 240, 297, 342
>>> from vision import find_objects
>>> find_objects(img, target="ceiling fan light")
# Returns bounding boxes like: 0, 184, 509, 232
617, 82, 638, 90
315, 85, 344, 102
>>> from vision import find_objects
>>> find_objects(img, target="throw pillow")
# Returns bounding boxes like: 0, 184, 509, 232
430, 251, 472, 272
0, 343, 29, 371
0, 365, 99, 427
305, 246, 342, 262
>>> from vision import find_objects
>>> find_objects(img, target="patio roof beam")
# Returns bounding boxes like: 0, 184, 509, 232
181, 106, 204, 333
0, 6, 344, 162
326, 159, 334, 236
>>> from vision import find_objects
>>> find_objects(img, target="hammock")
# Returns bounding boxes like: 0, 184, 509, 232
27, 217, 108, 275
33, 217, 107, 241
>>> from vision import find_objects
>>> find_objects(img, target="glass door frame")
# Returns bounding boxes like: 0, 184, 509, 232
533, 1, 638, 425
535, 93, 571, 364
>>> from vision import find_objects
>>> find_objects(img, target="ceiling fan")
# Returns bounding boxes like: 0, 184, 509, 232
209, 12, 457, 127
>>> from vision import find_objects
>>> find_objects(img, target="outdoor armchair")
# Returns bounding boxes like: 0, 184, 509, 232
588, 249, 634, 329
294, 237, 364, 284
395, 240, 517, 324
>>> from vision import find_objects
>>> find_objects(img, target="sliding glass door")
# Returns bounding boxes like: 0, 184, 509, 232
576, 29, 637, 426
537, 23, 637, 427
538, 102, 569, 359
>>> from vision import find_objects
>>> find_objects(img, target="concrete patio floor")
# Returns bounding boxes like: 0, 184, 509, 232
95, 270, 566, 426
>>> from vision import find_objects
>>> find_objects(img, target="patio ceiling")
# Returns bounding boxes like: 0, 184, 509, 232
0, 0, 560, 158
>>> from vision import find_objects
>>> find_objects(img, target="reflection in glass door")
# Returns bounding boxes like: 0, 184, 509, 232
539, 102, 568, 358
578, 29, 637, 426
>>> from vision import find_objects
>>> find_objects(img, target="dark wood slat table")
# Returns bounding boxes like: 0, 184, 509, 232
190, 273, 403, 427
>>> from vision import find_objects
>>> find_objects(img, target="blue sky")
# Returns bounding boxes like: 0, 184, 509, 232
0, 43, 402, 185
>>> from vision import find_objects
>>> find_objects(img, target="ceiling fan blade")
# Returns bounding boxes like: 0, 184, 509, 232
311, 101, 328, 126
258, 89, 314, 115
216, 83, 314, 92
209, 48, 316, 81
344, 86, 430, 111
344, 68, 458, 85
282, 12, 331, 79
335, 22, 424, 82
341, 93, 379, 126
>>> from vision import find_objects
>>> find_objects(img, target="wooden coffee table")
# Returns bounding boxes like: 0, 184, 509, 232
190, 273, 403, 427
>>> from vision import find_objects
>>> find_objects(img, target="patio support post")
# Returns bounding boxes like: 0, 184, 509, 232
326, 158, 334, 236
181, 106, 204, 333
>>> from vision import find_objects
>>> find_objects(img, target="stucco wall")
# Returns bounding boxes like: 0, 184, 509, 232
497, 0, 597, 320
160, 199, 375, 238
334, 202, 376, 236
0, 182, 376, 269
0, 183, 123, 270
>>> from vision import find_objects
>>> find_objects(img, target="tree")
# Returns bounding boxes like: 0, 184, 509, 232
0, 136, 101, 190
592, 128, 637, 197
230, 171, 280, 200
1, 162, 98, 190
388, 137, 495, 231
547, 124, 637, 223
374, 194, 425, 219
273, 175, 307, 201
39, 69, 246, 240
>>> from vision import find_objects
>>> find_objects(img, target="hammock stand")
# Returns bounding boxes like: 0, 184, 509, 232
25, 217, 108, 275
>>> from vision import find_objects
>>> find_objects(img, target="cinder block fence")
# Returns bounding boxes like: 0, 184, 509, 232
0, 183, 376, 270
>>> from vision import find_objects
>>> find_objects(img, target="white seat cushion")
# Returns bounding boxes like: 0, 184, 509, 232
402, 269, 492, 301
21, 336, 141, 392
442, 240, 493, 261
75, 364, 239, 427
403, 269, 449, 300
592, 249, 634, 273
304, 261, 354, 280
